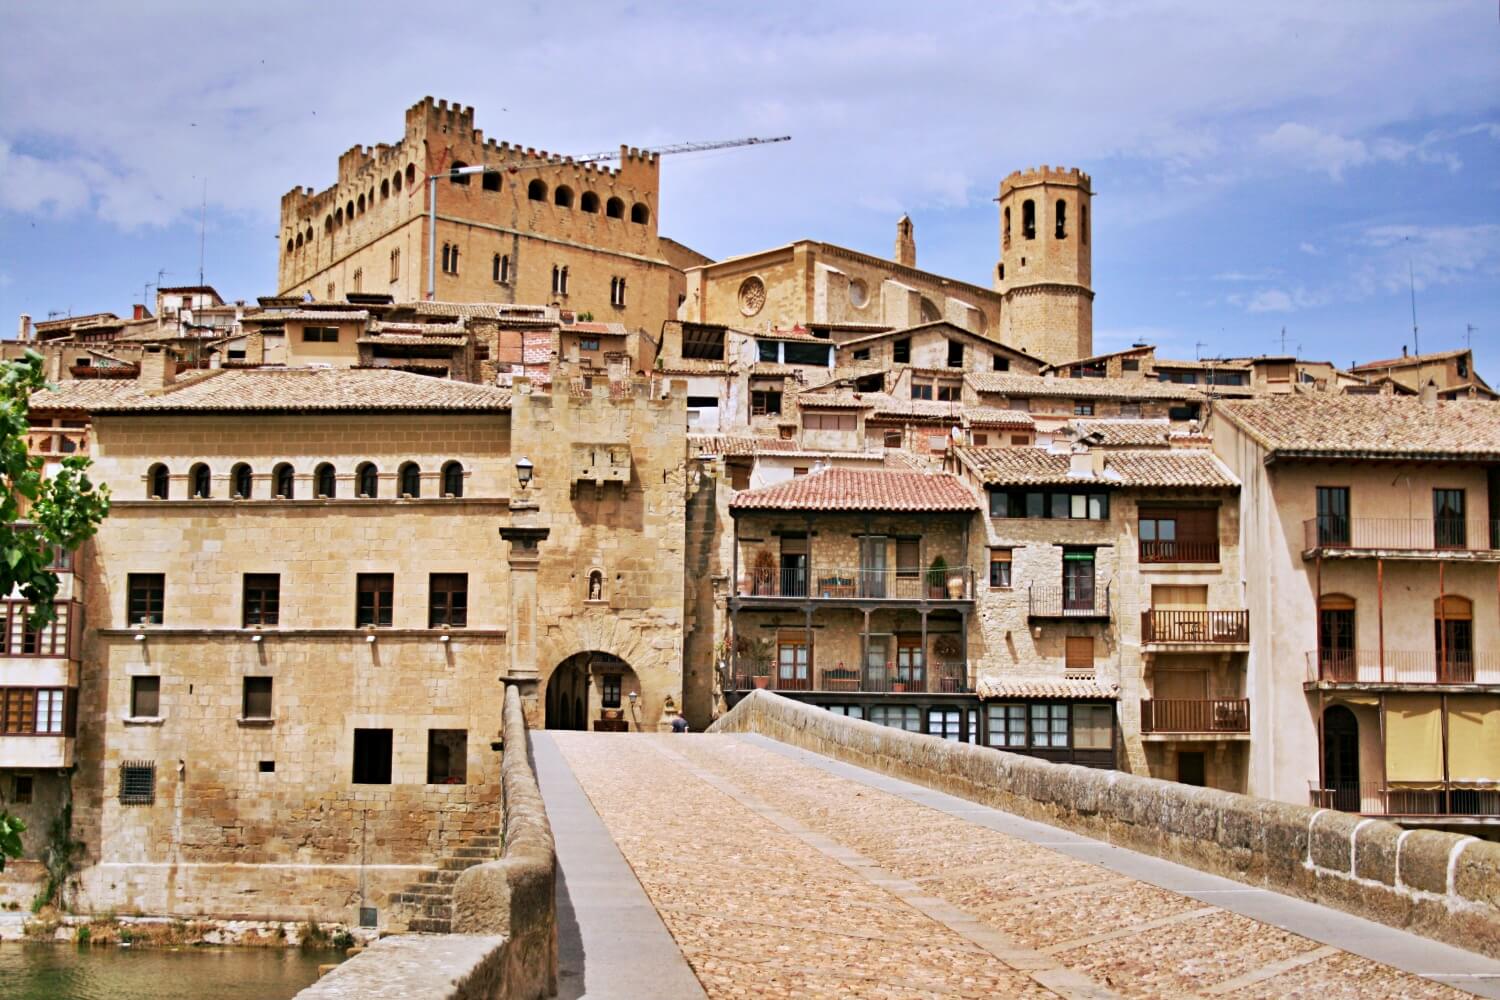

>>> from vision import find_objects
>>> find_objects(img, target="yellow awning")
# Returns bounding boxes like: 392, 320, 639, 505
1449, 696, 1500, 783
1385, 695, 1443, 783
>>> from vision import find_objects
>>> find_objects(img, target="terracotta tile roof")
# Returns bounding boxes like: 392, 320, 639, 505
688, 434, 791, 457
358, 333, 468, 346
397, 302, 555, 323
1152, 358, 1252, 372
957, 447, 1237, 488
566, 321, 628, 335
37, 368, 511, 414
794, 390, 872, 409
965, 407, 1035, 429
30, 379, 160, 413
729, 468, 979, 512
1217, 396, 1500, 459
659, 359, 732, 376
1351, 348, 1470, 371
965, 372, 1203, 401
1068, 419, 1172, 447
758, 327, 832, 343
975, 677, 1120, 700
748, 363, 807, 378
864, 394, 964, 422
367, 321, 466, 336
278, 310, 370, 322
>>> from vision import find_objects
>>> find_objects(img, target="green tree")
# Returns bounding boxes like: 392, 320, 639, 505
0, 352, 110, 870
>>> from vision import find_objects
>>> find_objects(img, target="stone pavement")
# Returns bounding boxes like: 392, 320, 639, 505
552, 731, 1500, 999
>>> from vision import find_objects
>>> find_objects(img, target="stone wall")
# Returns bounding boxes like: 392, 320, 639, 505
710, 690, 1500, 960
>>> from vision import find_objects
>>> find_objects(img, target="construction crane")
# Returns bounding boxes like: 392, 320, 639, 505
426, 135, 790, 298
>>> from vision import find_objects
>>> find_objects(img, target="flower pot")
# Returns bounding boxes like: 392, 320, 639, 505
947, 574, 965, 599
752, 675, 771, 689
891, 682, 907, 693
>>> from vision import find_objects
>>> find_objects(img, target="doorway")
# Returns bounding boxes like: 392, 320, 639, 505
1177, 751, 1206, 787
1323, 704, 1360, 811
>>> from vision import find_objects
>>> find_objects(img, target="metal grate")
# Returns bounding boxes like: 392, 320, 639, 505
119, 760, 155, 805
359, 907, 378, 929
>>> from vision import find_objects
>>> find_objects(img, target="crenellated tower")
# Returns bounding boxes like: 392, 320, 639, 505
995, 166, 1093, 364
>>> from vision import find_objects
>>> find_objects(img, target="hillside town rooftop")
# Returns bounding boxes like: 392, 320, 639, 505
1217, 396, 1500, 460
957, 446, 1238, 487
729, 468, 980, 512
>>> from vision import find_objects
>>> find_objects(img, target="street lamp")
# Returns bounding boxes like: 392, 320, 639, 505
516, 457, 534, 489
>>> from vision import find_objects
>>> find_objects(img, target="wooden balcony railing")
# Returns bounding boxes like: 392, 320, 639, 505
1309, 782, 1500, 818
1303, 517, 1500, 553
1305, 650, 1500, 685
736, 565, 976, 602
1028, 584, 1110, 619
1139, 539, 1220, 563
1139, 698, 1249, 734
727, 660, 969, 695
0, 600, 79, 659
1141, 609, 1248, 644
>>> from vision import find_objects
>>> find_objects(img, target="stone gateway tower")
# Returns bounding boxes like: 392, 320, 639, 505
995, 166, 1094, 364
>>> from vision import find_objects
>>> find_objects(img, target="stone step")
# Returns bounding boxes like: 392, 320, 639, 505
465, 836, 501, 849
416, 870, 462, 886
439, 856, 484, 872
393, 889, 449, 905
406, 917, 452, 934
450, 846, 497, 860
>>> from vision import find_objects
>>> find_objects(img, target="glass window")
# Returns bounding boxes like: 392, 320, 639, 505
824, 705, 864, 719
757, 340, 779, 363
429, 573, 468, 628
783, 342, 830, 366
130, 676, 160, 718
37, 689, 64, 734
357, 573, 394, 628
1073, 704, 1113, 749
892, 338, 911, 364
243, 573, 280, 627
928, 708, 967, 741
989, 550, 1012, 588
986, 704, 1026, 747
868, 705, 920, 732
601, 674, 622, 709
1070, 494, 1087, 519
128, 573, 165, 625
1029, 703, 1069, 747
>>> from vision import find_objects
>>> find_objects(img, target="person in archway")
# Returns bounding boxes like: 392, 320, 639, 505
670, 711, 689, 733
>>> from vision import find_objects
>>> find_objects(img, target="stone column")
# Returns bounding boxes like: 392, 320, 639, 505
500, 526, 551, 693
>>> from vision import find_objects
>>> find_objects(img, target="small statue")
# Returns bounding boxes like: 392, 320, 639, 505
589, 573, 602, 601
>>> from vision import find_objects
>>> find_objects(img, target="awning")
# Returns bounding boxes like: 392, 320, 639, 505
975, 677, 1119, 700
1385, 695, 1443, 783
1449, 695, 1500, 783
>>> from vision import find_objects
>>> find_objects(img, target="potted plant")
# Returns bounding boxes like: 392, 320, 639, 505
927, 555, 949, 600
744, 636, 773, 689
889, 660, 906, 693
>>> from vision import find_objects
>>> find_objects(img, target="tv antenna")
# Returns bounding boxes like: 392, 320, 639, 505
1467, 323, 1478, 350
1406, 242, 1420, 355
198, 178, 208, 287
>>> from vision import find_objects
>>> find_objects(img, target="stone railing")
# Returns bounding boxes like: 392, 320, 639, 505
297, 683, 557, 1000
709, 690, 1500, 960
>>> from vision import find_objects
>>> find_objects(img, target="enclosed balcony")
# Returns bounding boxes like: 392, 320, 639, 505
1302, 517, 1500, 560
1305, 650, 1500, 687
733, 564, 977, 606
0, 600, 81, 660
1139, 698, 1249, 738
0, 686, 77, 767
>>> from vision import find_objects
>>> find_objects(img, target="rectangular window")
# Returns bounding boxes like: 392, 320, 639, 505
928, 708, 967, 741
426, 729, 467, 784
776, 635, 810, 684
852, 348, 871, 361
868, 704, 920, 732
892, 338, 911, 364
1073, 704, 1113, 749
803, 412, 856, 431
824, 704, 864, 719
1065, 636, 1094, 672
243, 573, 280, 627
883, 431, 902, 448
242, 676, 273, 720
895, 539, 920, 578
128, 573, 165, 625
757, 340, 780, 363
1030, 703, 1069, 747
13, 775, 32, 804
1434, 489, 1466, 548
936, 383, 961, 402
1315, 486, 1350, 546
986, 704, 1027, 747
601, 675, 622, 709
947, 340, 964, 368
990, 490, 1108, 520
352, 728, 393, 784
993, 356, 1010, 371
1122, 359, 1139, 372
130, 676, 160, 718
429, 573, 468, 628
1074, 400, 1095, 416
750, 390, 783, 416
686, 395, 720, 410
989, 549, 1012, 588
119, 761, 156, 805
578, 337, 600, 352
356, 573, 394, 628
1119, 402, 1141, 418
911, 382, 934, 400
301, 326, 338, 343
36, 690, 64, 734
1063, 550, 1096, 611
973, 433, 989, 446
1, 688, 36, 734
783, 342, 831, 366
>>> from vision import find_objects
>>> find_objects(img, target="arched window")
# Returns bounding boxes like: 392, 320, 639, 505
147, 463, 169, 500
356, 194, 365, 214
393, 170, 403, 193
273, 463, 295, 500
1435, 595, 1474, 681
482, 171, 500, 192
554, 185, 574, 208
630, 202, 650, 224
399, 462, 421, 498
356, 462, 378, 498
998, 263, 1005, 281
1082, 204, 1089, 245
189, 463, 211, 499
315, 462, 336, 498
1318, 594, 1356, 681
580, 191, 599, 213
1055, 199, 1067, 239
306, 227, 314, 245
527, 179, 547, 201
606, 197, 624, 219
552, 265, 569, 296
231, 463, 252, 499
442, 461, 464, 498
286, 238, 294, 254
492, 254, 501, 282
380, 179, 389, 199
1002, 207, 1011, 250
450, 161, 470, 185
390, 247, 401, 282
324, 215, 333, 233
1022, 200, 1036, 240
405, 164, 415, 187
499, 254, 511, 283
442, 244, 451, 274
334, 207, 343, 226
346, 200, 354, 220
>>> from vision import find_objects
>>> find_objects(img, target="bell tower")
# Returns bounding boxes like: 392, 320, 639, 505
995, 166, 1093, 364
894, 214, 916, 268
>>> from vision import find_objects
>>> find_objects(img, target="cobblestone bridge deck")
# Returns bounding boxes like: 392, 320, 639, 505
540, 731, 1500, 1000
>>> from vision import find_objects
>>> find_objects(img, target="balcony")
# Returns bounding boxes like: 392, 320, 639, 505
733, 566, 977, 606
727, 660, 969, 695
1309, 782, 1500, 820
1139, 539, 1219, 564
1141, 609, 1248, 647
1140, 698, 1249, 737
0, 600, 80, 660
1305, 650, 1500, 687
1302, 517, 1500, 559
1027, 584, 1110, 620
0, 686, 77, 767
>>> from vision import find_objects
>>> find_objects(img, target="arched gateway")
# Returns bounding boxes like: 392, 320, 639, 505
545, 651, 638, 731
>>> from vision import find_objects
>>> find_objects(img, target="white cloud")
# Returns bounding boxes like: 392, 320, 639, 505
1299, 242, 1322, 256
1258, 123, 1372, 181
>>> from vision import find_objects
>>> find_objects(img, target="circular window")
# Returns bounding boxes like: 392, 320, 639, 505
738, 276, 767, 317
848, 279, 869, 309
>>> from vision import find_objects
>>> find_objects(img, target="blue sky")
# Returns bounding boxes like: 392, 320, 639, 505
2, 1, 1497, 375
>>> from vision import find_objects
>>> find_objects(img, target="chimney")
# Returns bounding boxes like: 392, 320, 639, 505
1068, 445, 1094, 479
17, 313, 31, 343
245, 331, 265, 366
132, 304, 149, 320
1402, 345, 1409, 357
894, 215, 916, 268
1420, 379, 1438, 407
138, 345, 176, 394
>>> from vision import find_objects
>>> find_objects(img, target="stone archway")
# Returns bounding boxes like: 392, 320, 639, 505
545, 651, 638, 731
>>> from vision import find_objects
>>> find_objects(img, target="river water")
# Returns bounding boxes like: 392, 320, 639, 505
0, 942, 340, 999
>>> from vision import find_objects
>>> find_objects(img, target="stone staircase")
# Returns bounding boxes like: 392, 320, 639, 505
391, 826, 501, 933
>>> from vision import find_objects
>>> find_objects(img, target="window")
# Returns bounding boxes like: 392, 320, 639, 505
578, 337, 601, 352
1074, 401, 1094, 416
757, 340, 780, 363
273, 463, 295, 499
928, 708, 968, 742
911, 381, 934, 401
937, 383, 961, 402
302, 326, 338, 343
989, 549, 1012, 588
352, 728, 393, 784
893, 338, 911, 364
1, 689, 34, 733
1055, 199, 1067, 238
311, 462, 335, 499
1118, 402, 1141, 418
783, 342, 831, 366
429, 573, 468, 628
554, 185, 574, 208
527, 179, 547, 201
1081, 204, 1089, 244
993, 356, 1010, 371
357, 573, 394, 628
824, 705, 864, 719
1435, 595, 1474, 681
750, 390, 782, 416
398, 462, 421, 498
1434, 489, 1466, 548
482, 172, 500, 192
606, 196, 625, 219
148, 463, 169, 500
12, 775, 32, 804
260, 760, 275, 773
1140, 507, 1218, 562
883, 431, 902, 448
986, 704, 1027, 747
1073, 704, 1113, 749
189, 463, 210, 499
442, 461, 464, 498
947, 340, 964, 368
852, 348, 871, 361
990, 490, 1108, 520
427, 729, 467, 784
868, 705, 921, 732
686, 395, 719, 411
580, 191, 600, 213
803, 412, 856, 431
1315, 487, 1350, 546
792, 467, 808, 477
243, 574, 280, 627
1063, 550, 1096, 611
601, 674, 622, 709
357, 462, 379, 498
973, 433, 989, 446
551, 265, 569, 296
130, 675, 160, 718
391, 247, 404, 281
1003, 206, 1012, 249
119, 761, 156, 805
1318, 594, 1357, 678
496, 254, 511, 284
896, 539, 920, 579
128, 574, 164, 625
776, 635, 810, 686
1065, 636, 1094, 672
242, 677, 273, 719
1030, 703, 1068, 747
1022, 199, 1036, 240
352, 268, 363, 293
443, 243, 461, 275
630, 202, 650, 224
610, 276, 627, 307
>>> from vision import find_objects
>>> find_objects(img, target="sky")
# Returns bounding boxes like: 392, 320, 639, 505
1, 1, 1497, 375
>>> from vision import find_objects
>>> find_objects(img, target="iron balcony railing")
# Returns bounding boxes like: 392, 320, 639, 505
1303, 516, 1500, 553
1139, 698, 1249, 734
0, 600, 80, 659
728, 660, 969, 695
1305, 649, 1500, 685
1027, 584, 1111, 619
1138, 539, 1220, 564
1309, 781, 1500, 818
1141, 609, 1249, 644
737, 565, 977, 602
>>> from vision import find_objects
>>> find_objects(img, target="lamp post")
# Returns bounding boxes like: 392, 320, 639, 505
515, 456, 534, 489
427, 165, 489, 301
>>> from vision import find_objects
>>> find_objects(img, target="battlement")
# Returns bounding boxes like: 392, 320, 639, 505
1000, 165, 1092, 195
